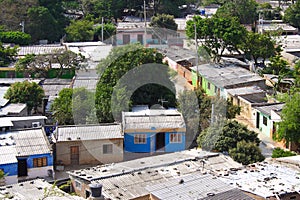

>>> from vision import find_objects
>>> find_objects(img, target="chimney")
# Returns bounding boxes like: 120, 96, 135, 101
88, 183, 104, 200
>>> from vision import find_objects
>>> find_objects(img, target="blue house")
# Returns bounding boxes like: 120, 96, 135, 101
122, 109, 186, 153
0, 128, 53, 185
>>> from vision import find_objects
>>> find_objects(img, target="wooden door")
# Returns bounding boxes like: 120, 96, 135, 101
70, 146, 79, 165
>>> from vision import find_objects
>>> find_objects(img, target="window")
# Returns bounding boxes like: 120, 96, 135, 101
214, 86, 218, 94
123, 34, 130, 44
103, 144, 113, 154
33, 157, 47, 167
134, 134, 146, 144
137, 34, 143, 44
263, 116, 268, 126
208, 82, 211, 90
170, 133, 182, 143
75, 180, 81, 190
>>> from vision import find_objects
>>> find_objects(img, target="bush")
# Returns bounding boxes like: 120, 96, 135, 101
271, 147, 296, 158
0, 170, 4, 179
0, 31, 31, 45
229, 141, 265, 165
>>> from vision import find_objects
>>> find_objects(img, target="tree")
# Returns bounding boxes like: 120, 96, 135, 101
283, 0, 300, 29
4, 81, 44, 114
51, 88, 74, 125
271, 147, 296, 158
259, 55, 291, 75
150, 14, 178, 31
242, 32, 280, 65
229, 141, 265, 165
26, 6, 61, 43
0, 31, 31, 45
198, 120, 261, 152
65, 20, 94, 42
15, 50, 86, 78
186, 16, 247, 62
93, 23, 116, 41
96, 43, 175, 122
273, 93, 300, 144
0, 42, 18, 67
215, 0, 258, 24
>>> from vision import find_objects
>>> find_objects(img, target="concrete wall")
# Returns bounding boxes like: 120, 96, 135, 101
70, 177, 92, 198
56, 139, 123, 166
12, 119, 45, 130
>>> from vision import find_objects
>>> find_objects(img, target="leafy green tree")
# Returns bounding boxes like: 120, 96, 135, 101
150, 14, 178, 31
65, 20, 94, 42
186, 16, 247, 62
51, 88, 74, 125
198, 120, 260, 152
215, 0, 258, 24
96, 43, 174, 122
229, 141, 265, 165
242, 32, 281, 65
94, 23, 116, 41
0, 42, 18, 67
26, 6, 60, 43
259, 55, 291, 75
4, 81, 44, 114
283, 0, 300, 28
0, 31, 31, 45
273, 93, 300, 144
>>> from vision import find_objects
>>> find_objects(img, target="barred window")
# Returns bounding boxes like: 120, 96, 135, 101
33, 157, 47, 167
103, 144, 113, 154
134, 134, 146, 144
170, 133, 182, 143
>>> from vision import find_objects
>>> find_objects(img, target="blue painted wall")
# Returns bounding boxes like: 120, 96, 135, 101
0, 163, 18, 176
27, 153, 53, 168
124, 132, 185, 153
165, 132, 185, 152
0, 153, 53, 177
124, 132, 153, 152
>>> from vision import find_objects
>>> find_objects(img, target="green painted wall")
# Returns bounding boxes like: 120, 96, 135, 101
258, 112, 272, 138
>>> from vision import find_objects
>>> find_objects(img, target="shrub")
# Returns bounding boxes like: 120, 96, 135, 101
271, 147, 296, 158
0, 31, 31, 45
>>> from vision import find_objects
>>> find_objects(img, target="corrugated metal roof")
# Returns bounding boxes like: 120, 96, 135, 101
123, 109, 185, 131
0, 103, 27, 115
0, 179, 84, 200
14, 129, 51, 156
18, 45, 65, 56
57, 124, 123, 142
254, 103, 285, 116
226, 86, 265, 96
146, 174, 245, 200
0, 78, 41, 85
0, 146, 17, 165
191, 64, 264, 88
73, 77, 98, 91
0, 129, 51, 164
0, 87, 9, 107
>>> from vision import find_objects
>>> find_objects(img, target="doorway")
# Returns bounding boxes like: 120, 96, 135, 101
17, 158, 28, 177
156, 132, 165, 151
256, 112, 260, 129
70, 146, 79, 165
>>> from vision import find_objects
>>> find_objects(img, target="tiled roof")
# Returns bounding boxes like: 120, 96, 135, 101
0, 146, 17, 165
73, 77, 98, 91
56, 124, 123, 142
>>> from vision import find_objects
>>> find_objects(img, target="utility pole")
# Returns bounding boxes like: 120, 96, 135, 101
101, 17, 104, 42
194, 23, 199, 88
144, 0, 147, 47
20, 21, 25, 33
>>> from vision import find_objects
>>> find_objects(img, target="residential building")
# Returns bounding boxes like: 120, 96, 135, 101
0, 116, 47, 132
0, 179, 84, 200
253, 103, 284, 140
67, 149, 243, 199
0, 128, 53, 185
0, 103, 27, 117
257, 20, 298, 35
122, 109, 186, 153
191, 63, 265, 98
53, 124, 123, 168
